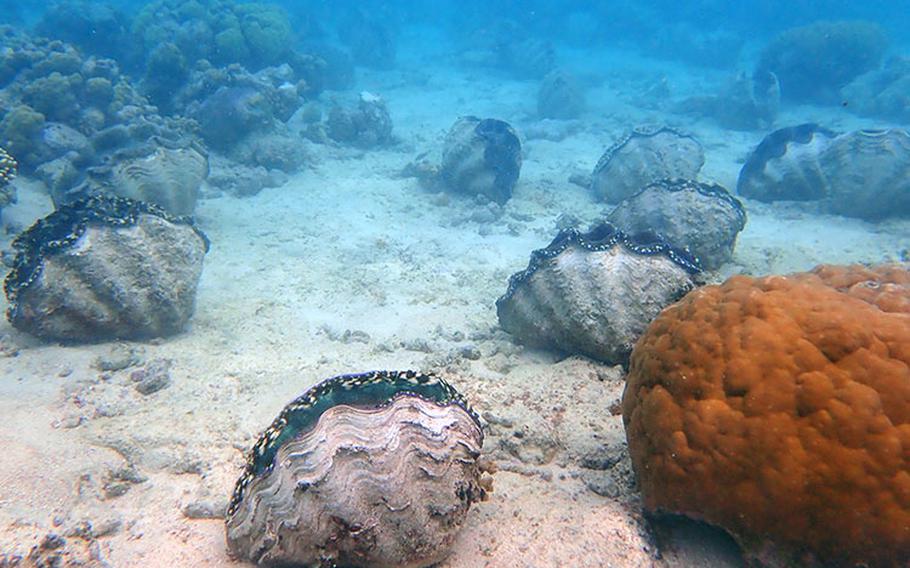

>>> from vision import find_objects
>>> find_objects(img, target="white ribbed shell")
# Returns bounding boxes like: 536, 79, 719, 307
10, 214, 206, 342
225, 395, 485, 568
498, 245, 696, 365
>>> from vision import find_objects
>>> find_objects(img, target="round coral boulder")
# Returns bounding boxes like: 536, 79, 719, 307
622, 264, 910, 567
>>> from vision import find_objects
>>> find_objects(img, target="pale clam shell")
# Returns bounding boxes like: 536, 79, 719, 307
591, 126, 704, 203
4, 196, 207, 342
608, 179, 747, 270
226, 371, 485, 568
737, 123, 836, 202
497, 224, 699, 365
440, 116, 522, 204
108, 145, 208, 216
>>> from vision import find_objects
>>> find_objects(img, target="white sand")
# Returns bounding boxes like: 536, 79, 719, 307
0, 37, 907, 566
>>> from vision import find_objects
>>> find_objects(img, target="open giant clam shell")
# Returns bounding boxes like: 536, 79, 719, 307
226, 370, 486, 568
496, 223, 700, 365
591, 126, 704, 203
4, 194, 208, 342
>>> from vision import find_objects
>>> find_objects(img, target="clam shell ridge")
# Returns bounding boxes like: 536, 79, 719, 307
496, 223, 701, 365
108, 144, 209, 216
3, 194, 209, 341
226, 370, 485, 568
591, 125, 704, 203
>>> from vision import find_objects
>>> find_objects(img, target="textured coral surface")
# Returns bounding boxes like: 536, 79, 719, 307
622, 264, 910, 567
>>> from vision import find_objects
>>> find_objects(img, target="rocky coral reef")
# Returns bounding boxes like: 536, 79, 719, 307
607, 179, 747, 271
133, 0, 293, 72
755, 20, 888, 104
497, 222, 700, 366
36, 0, 131, 63
226, 370, 486, 568
591, 126, 704, 203
0, 27, 199, 207
623, 263, 910, 567
4, 195, 209, 343
738, 125, 910, 220
440, 116, 522, 204
173, 62, 307, 174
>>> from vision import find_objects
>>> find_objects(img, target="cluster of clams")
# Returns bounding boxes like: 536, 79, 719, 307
3, 13, 906, 567
494, 126, 749, 364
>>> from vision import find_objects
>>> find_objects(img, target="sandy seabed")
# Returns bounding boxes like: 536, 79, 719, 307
1, 37, 908, 568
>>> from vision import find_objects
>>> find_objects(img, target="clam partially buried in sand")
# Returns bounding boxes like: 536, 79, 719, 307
496, 222, 701, 366
226, 370, 488, 568
4, 194, 208, 343
591, 126, 704, 203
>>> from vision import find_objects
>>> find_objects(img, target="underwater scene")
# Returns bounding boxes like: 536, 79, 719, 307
0, 0, 908, 566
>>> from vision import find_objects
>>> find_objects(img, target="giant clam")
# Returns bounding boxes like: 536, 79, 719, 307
607, 179, 747, 271
538, 69, 585, 119
226, 370, 487, 568
736, 123, 836, 202
440, 116, 522, 204
738, 125, 910, 219
591, 126, 704, 203
496, 222, 700, 366
69, 144, 209, 216
819, 128, 910, 220
107, 144, 208, 216
4, 195, 208, 342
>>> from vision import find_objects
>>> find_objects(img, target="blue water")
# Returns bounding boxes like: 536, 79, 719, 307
1, 1, 909, 566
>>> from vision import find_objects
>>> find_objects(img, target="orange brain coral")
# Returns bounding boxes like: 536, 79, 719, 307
622, 264, 910, 567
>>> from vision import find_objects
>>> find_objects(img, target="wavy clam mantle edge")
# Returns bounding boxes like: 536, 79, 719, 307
226, 369, 482, 518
